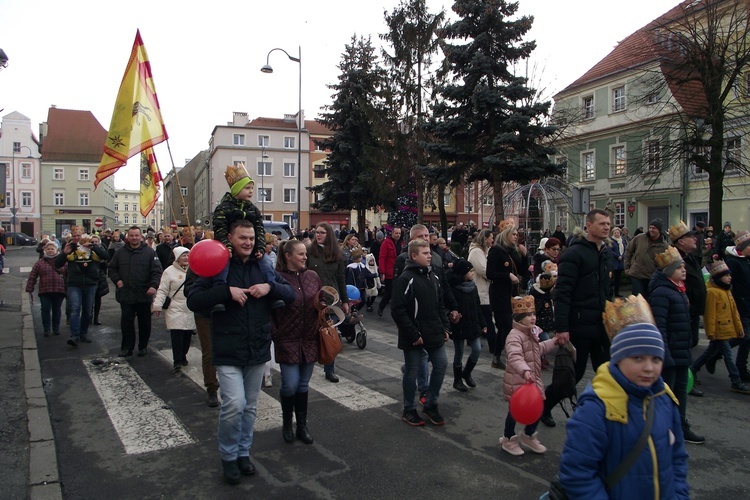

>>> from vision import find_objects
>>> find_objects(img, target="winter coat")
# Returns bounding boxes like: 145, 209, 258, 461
487, 243, 526, 315
307, 251, 349, 302
532, 250, 557, 278
678, 247, 706, 318
610, 237, 627, 271
725, 249, 750, 318
624, 233, 668, 280
186, 256, 294, 366
212, 191, 266, 255
378, 237, 398, 280
152, 261, 196, 331
554, 236, 612, 338
503, 321, 555, 401
346, 261, 377, 292
447, 273, 486, 341
530, 283, 555, 333
648, 271, 692, 368
559, 362, 689, 500
704, 281, 744, 340
26, 256, 67, 296
364, 254, 381, 293
391, 262, 450, 350
107, 239, 124, 260
395, 249, 458, 310
55, 243, 109, 289
467, 245, 491, 305
108, 242, 163, 304
271, 268, 322, 365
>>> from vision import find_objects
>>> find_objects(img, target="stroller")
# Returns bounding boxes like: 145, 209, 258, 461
341, 296, 367, 350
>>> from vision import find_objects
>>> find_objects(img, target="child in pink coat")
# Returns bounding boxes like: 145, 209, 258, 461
501, 295, 564, 456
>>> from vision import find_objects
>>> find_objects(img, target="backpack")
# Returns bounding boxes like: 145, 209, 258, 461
551, 342, 577, 417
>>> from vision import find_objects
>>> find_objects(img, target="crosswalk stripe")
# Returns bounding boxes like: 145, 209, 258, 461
20, 266, 33, 273
84, 357, 194, 455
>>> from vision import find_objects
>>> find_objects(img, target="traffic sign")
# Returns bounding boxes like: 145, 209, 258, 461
170, 221, 177, 229
94, 218, 103, 228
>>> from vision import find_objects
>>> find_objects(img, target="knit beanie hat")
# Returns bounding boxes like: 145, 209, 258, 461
453, 259, 473, 277
649, 218, 663, 233
610, 323, 664, 365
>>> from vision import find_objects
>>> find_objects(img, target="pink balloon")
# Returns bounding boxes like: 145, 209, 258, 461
189, 240, 230, 277
509, 383, 544, 425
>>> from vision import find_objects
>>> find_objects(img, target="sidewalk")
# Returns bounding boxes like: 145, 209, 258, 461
0, 279, 62, 499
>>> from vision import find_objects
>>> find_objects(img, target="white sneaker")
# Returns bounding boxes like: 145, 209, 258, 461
499, 435, 524, 456
264, 375, 273, 388
518, 432, 547, 454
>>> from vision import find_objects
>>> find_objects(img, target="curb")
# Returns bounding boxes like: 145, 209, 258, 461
21, 285, 63, 500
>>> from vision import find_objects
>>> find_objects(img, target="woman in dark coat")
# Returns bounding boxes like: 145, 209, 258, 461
487, 221, 528, 369
610, 227, 627, 297
272, 240, 322, 445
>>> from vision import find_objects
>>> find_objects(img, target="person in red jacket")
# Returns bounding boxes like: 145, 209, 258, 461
377, 227, 402, 317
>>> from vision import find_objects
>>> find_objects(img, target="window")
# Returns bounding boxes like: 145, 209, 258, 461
482, 194, 493, 205
612, 146, 626, 177
612, 86, 626, 112
725, 138, 741, 172
315, 192, 325, 203
54, 192, 64, 206
21, 191, 31, 208
124, 203, 129, 211
282, 214, 293, 226
258, 188, 272, 202
284, 136, 295, 149
646, 140, 661, 172
124, 214, 129, 224
258, 135, 269, 147
233, 134, 246, 146
313, 164, 325, 179
646, 93, 659, 104
142, 217, 147, 225
78, 168, 90, 181
557, 207, 567, 231
614, 201, 625, 227
151, 219, 156, 227
262, 214, 273, 222
21, 163, 31, 179
53, 168, 64, 180
689, 145, 710, 177
257, 161, 272, 177
283, 188, 296, 203
283, 162, 296, 177
115, 215, 120, 223
582, 152, 595, 180
114, 203, 119, 211
443, 188, 451, 207
79, 191, 89, 206
582, 95, 594, 119
181, 186, 188, 196
180, 206, 186, 215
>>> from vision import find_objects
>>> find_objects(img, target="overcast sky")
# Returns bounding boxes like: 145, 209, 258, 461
1, 0, 679, 190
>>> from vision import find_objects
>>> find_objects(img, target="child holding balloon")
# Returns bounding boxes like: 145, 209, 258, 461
500, 296, 563, 456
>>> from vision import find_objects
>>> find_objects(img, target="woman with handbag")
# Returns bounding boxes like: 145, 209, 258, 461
26, 241, 67, 336
307, 223, 350, 383
153, 246, 195, 373
272, 239, 322, 444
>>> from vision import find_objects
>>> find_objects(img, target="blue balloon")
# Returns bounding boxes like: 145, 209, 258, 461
346, 285, 360, 301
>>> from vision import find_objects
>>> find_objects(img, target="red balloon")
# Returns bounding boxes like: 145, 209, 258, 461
189, 239, 230, 277
509, 383, 544, 426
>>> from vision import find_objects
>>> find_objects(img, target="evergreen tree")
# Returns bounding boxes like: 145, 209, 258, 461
425, 0, 560, 222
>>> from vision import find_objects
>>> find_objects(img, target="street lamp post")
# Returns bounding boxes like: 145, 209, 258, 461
10, 145, 33, 244
261, 46, 302, 235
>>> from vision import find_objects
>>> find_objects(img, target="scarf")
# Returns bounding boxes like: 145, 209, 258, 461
668, 278, 686, 293
455, 280, 477, 294
612, 236, 624, 256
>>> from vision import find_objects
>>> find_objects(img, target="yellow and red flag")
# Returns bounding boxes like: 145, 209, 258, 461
139, 147, 162, 217
95, 30, 168, 188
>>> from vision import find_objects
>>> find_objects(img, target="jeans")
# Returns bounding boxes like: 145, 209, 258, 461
452, 337, 482, 366
170, 329, 193, 366
67, 285, 97, 339
215, 364, 264, 461
195, 315, 218, 392
39, 293, 65, 334
120, 302, 152, 352
402, 345, 447, 411
692, 339, 742, 385
504, 411, 539, 438
728, 317, 750, 375
280, 362, 315, 397
662, 366, 688, 421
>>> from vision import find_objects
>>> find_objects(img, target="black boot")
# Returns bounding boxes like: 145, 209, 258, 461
295, 392, 314, 444
492, 353, 505, 370
463, 358, 477, 388
280, 394, 296, 443
453, 364, 468, 392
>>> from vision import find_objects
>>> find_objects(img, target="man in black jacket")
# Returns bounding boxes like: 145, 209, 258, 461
725, 230, 750, 381
186, 220, 294, 484
669, 222, 706, 350
392, 239, 451, 427
541, 209, 612, 427
155, 231, 176, 269
108, 226, 163, 357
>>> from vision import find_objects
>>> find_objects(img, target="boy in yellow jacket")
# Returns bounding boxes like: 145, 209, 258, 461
690, 261, 750, 394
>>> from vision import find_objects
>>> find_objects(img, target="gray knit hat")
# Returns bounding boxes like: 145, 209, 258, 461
610, 323, 664, 365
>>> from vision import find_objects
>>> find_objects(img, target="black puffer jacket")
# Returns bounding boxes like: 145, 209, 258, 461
272, 268, 322, 365
678, 247, 706, 318
186, 257, 294, 366
392, 262, 450, 350
108, 242, 163, 304
55, 244, 109, 288
447, 271, 486, 340
554, 236, 612, 338
725, 251, 750, 317
648, 271, 692, 368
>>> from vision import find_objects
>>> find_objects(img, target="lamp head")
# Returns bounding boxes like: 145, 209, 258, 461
260, 64, 273, 74
0, 49, 8, 69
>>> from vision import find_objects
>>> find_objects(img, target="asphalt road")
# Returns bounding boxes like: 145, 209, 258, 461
4, 245, 750, 499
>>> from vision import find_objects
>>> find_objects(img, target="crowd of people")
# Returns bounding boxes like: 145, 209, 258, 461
19, 167, 750, 496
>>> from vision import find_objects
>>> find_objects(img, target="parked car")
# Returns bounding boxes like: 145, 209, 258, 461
4, 231, 38, 246
263, 221, 292, 240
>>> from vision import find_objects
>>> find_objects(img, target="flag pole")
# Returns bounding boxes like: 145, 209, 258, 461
164, 139, 191, 229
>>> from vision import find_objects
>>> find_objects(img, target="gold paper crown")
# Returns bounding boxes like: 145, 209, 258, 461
602, 294, 656, 340
735, 230, 750, 251
541, 261, 558, 275
224, 164, 250, 187
654, 246, 682, 270
538, 273, 556, 290
668, 220, 692, 242
511, 295, 535, 314
707, 260, 729, 277
498, 219, 515, 233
